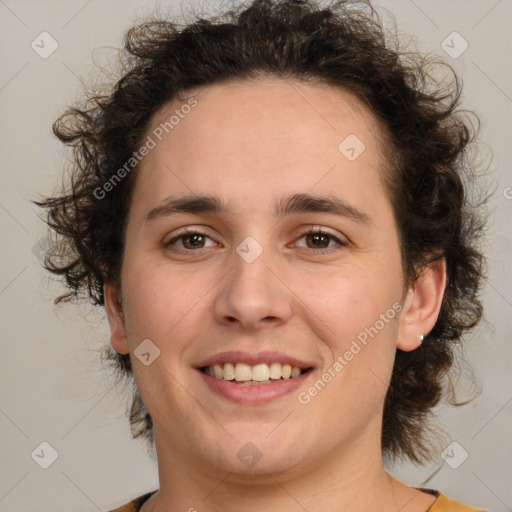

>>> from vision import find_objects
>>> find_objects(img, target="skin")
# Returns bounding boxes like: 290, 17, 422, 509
104, 78, 446, 512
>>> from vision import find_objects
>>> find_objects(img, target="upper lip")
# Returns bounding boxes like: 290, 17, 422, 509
195, 350, 314, 370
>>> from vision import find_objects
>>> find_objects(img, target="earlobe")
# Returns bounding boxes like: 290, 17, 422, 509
396, 257, 447, 352
104, 279, 130, 355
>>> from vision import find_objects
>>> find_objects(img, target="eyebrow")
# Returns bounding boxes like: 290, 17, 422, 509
144, 193, 373, 226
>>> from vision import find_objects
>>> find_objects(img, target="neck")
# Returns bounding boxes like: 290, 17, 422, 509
141, 425, 436, 512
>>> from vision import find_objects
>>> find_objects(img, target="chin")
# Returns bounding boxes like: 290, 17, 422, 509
199, 421, 313, 476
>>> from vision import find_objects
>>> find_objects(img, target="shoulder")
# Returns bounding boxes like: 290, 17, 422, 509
107, 491, 157, 512
107, 489, 487, 512
425, 490, 488, 512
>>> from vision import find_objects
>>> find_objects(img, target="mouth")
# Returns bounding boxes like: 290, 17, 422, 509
195, 352, 315, 404
199, 362, 313, 385
195, 351, 315, 403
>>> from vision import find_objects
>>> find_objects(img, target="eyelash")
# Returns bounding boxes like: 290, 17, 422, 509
164, 227, 348, 255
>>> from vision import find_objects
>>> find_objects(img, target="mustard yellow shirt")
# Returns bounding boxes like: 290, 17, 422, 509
107, 489, 487, 511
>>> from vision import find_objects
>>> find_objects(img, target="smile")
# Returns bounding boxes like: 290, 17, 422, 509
200, 362, 311, 384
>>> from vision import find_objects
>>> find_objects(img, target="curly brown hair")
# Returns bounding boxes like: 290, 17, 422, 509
35, 0, 489, 464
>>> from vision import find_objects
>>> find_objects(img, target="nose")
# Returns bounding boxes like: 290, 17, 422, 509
212, 245, 293, 331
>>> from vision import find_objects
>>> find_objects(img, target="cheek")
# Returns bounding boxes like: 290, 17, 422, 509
120, 259, 168, 337
298, 269, 400, 432
120, 258, 217, 348
294, 263, 397, 346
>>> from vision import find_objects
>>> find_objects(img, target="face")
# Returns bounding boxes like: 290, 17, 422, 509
105, 78, 442, 478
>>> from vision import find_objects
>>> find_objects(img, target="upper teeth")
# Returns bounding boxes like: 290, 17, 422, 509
203, 362, 305, 382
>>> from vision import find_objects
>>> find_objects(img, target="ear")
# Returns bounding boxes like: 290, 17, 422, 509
396, 256, 447, 351
104, 279, 130, 355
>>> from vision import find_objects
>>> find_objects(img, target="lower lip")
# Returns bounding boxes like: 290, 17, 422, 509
196, 369, 313, 405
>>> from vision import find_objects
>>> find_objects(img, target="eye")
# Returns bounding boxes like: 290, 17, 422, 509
293, 227, 348, 254
164, 226, 348, 254
164, 229, 217, 252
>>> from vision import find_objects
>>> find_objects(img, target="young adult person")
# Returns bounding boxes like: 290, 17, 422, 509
36, 1, 488, 510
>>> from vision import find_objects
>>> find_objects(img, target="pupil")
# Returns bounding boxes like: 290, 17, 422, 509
309, 234, 328, 248
186, 234, 203, 248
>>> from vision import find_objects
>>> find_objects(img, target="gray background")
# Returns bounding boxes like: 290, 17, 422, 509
0, 0, 511, 511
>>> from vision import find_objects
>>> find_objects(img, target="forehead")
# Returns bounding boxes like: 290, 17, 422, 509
133, 78, 390, 215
